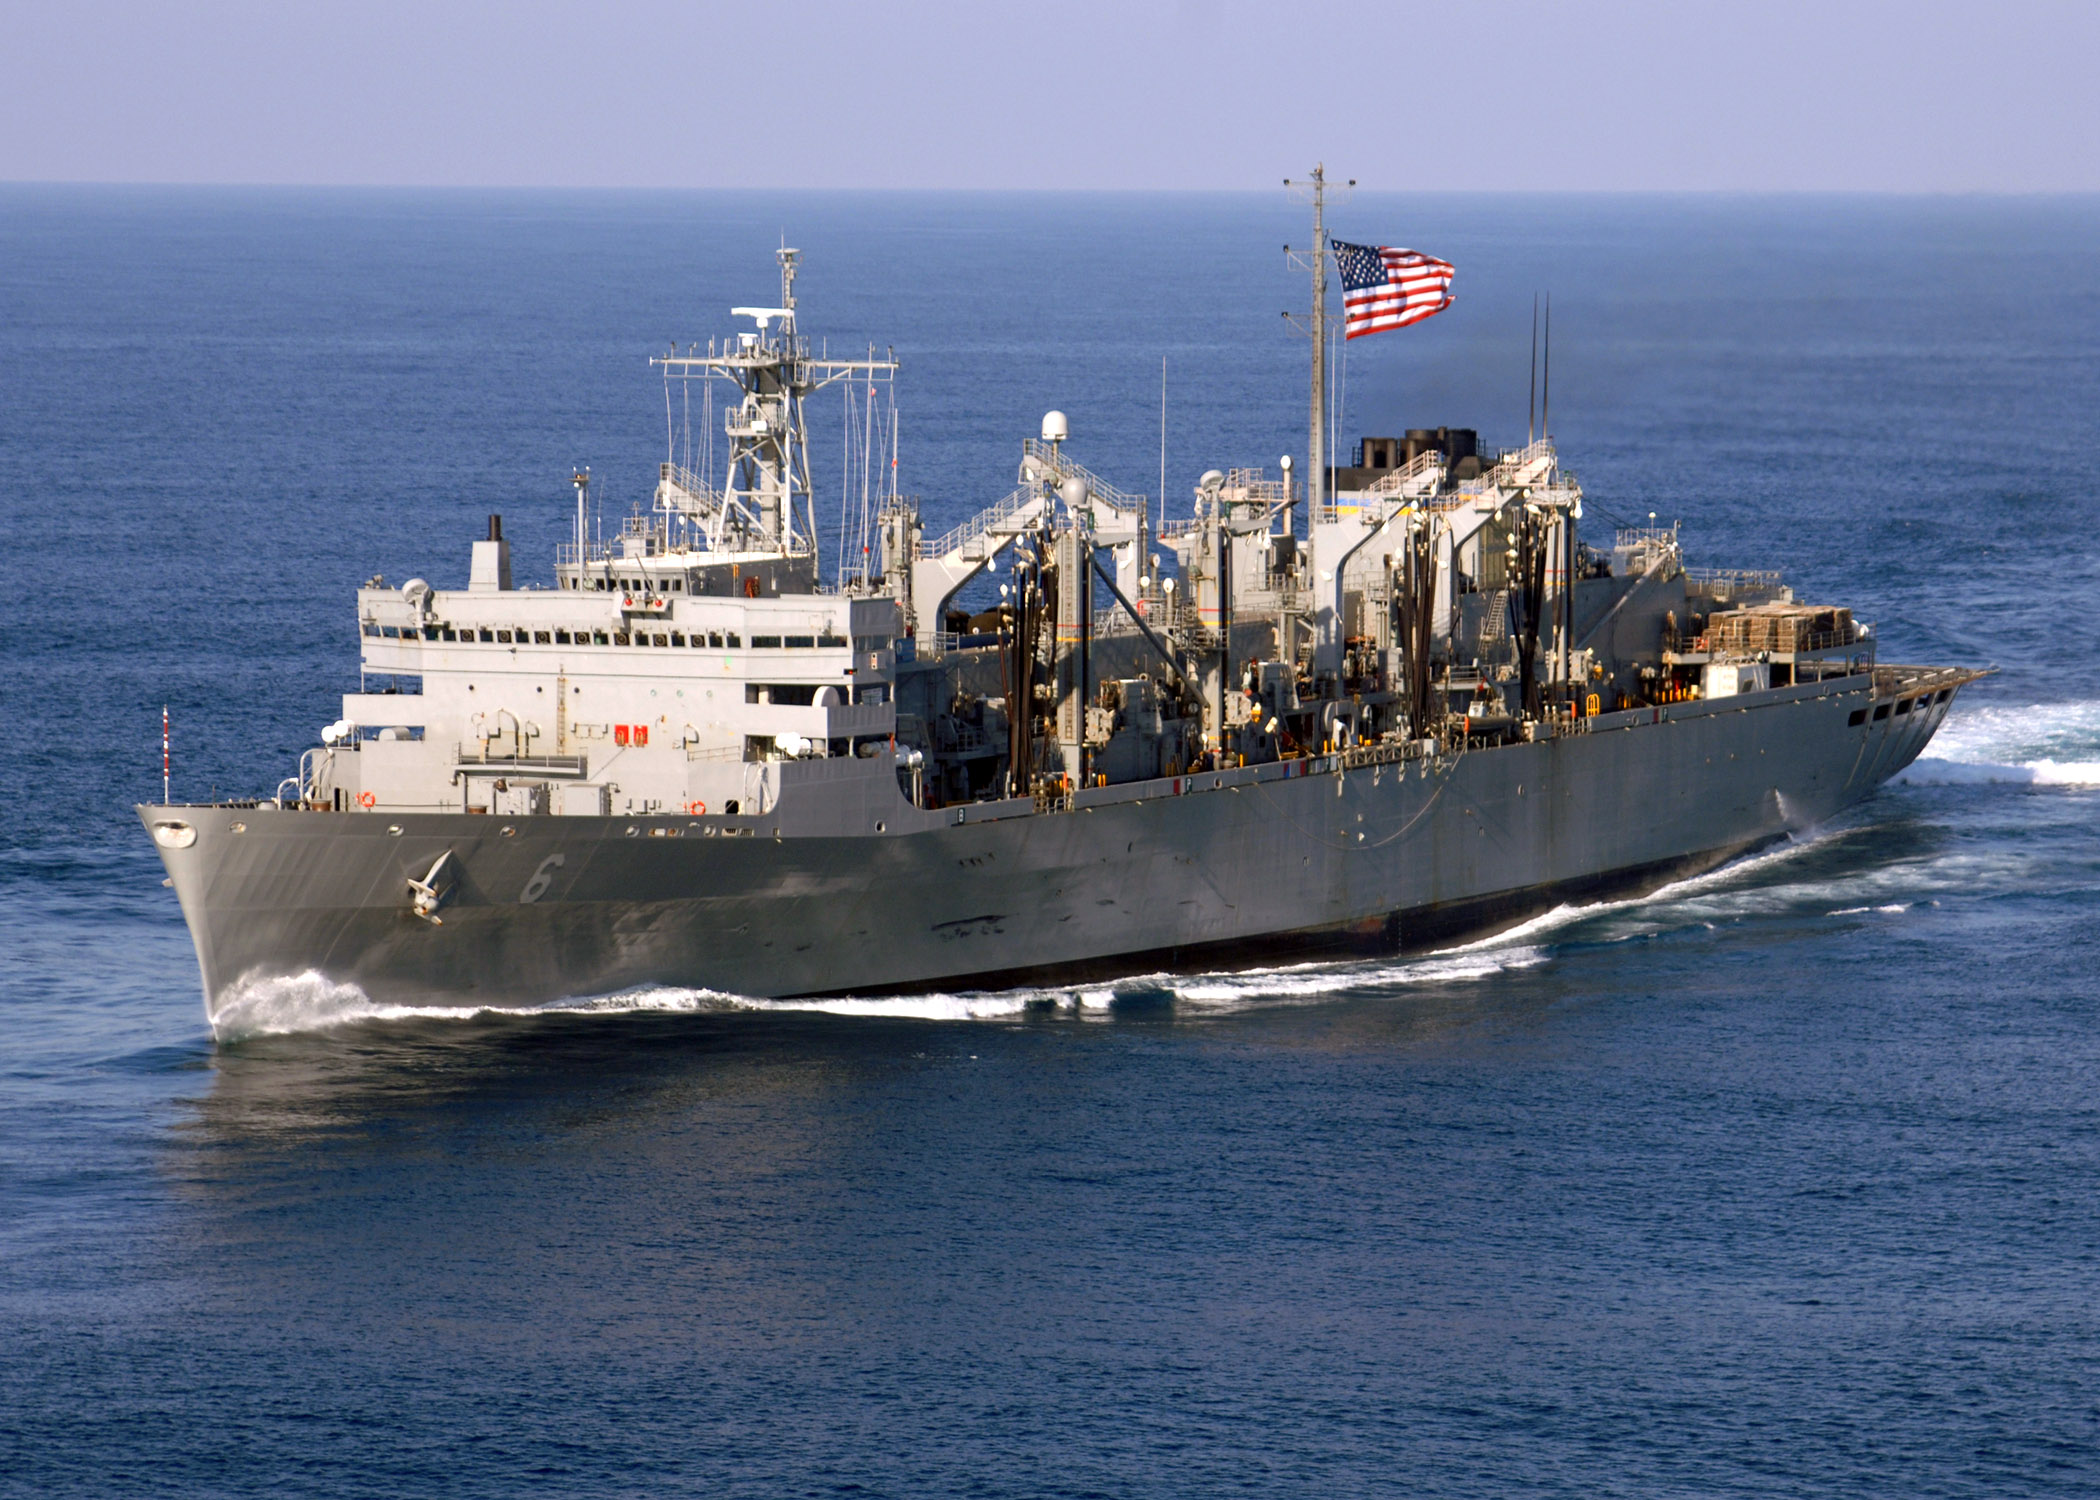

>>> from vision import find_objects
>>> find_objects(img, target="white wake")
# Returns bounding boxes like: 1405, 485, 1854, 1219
1898, 699, 2100, 787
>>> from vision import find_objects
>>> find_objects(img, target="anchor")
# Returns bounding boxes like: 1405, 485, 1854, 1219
407, 850, 457, 925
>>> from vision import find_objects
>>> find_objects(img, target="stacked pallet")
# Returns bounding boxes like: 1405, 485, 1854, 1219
1706, 604, 1854, 653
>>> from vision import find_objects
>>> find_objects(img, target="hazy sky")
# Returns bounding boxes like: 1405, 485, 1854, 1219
5, 0, 2095, 191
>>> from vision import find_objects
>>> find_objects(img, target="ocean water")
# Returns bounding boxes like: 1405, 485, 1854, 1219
3, 187, 2099, 1497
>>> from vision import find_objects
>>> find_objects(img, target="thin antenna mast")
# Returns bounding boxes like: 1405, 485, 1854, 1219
161, 705, 169, 804
1159, 355, 1167, 538
1528, 294, 1539, 446
1308, 166, 1326, 510
837, 381, 854, 587
1541, 293, 1552, 441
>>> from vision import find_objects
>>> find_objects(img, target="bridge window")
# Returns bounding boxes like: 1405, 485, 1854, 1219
747, 684, 817, 705
670, 632, 685, 647
441, 627, 457, 641
1848, 708, 1867, 726
752, 635, 782, 649
1872, 703, 1890, 720
785, 635, 815, 649
593, 630, 609, 645
478, 628, 495, 642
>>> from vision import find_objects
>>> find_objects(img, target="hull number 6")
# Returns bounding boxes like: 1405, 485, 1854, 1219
520, 853, 567, 904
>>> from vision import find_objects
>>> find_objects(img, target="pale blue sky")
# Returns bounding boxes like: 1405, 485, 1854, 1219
4, 0, 2094, 191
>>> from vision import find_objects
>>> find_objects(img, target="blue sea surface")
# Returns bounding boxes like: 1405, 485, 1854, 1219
2, 187, 2098, 1497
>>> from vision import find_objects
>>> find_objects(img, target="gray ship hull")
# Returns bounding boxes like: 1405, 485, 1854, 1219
145, 671, 1968, 1027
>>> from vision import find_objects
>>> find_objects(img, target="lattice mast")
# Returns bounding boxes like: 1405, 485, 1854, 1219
651, 248, 896, 564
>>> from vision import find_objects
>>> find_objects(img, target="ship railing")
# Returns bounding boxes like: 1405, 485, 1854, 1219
1092, 604, 1165, 639
918, 486, 1034, 561
1313, 491, 1470, 526
1615, 526, 1679, 550
1685, 566, 1784, 593
1354, 448, 1448, 497
1020, 437, 1148, 513
1795, 657, 1871, 682
1704, 626, 1862, 656
454, 751, 589, 774
657, 461, 721, 505
1488, 439, 1556, 482
1220, 468, 1293, 505
1672, 627, 1864, 657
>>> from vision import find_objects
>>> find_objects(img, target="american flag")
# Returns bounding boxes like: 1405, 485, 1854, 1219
1331, 239, 1454, 340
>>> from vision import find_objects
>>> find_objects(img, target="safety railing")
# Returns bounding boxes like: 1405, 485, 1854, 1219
918, 486, 1033, 561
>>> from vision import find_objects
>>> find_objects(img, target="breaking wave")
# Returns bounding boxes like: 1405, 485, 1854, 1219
210, 969, 1108, 1040
211, 970, 739, 1041
1898, 700, 2100, 787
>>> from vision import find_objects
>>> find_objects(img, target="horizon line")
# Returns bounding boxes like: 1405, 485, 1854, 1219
3, 179, 2097, 199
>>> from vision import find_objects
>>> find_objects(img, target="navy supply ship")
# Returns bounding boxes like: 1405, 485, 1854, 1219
142, 227, 1981, 1030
